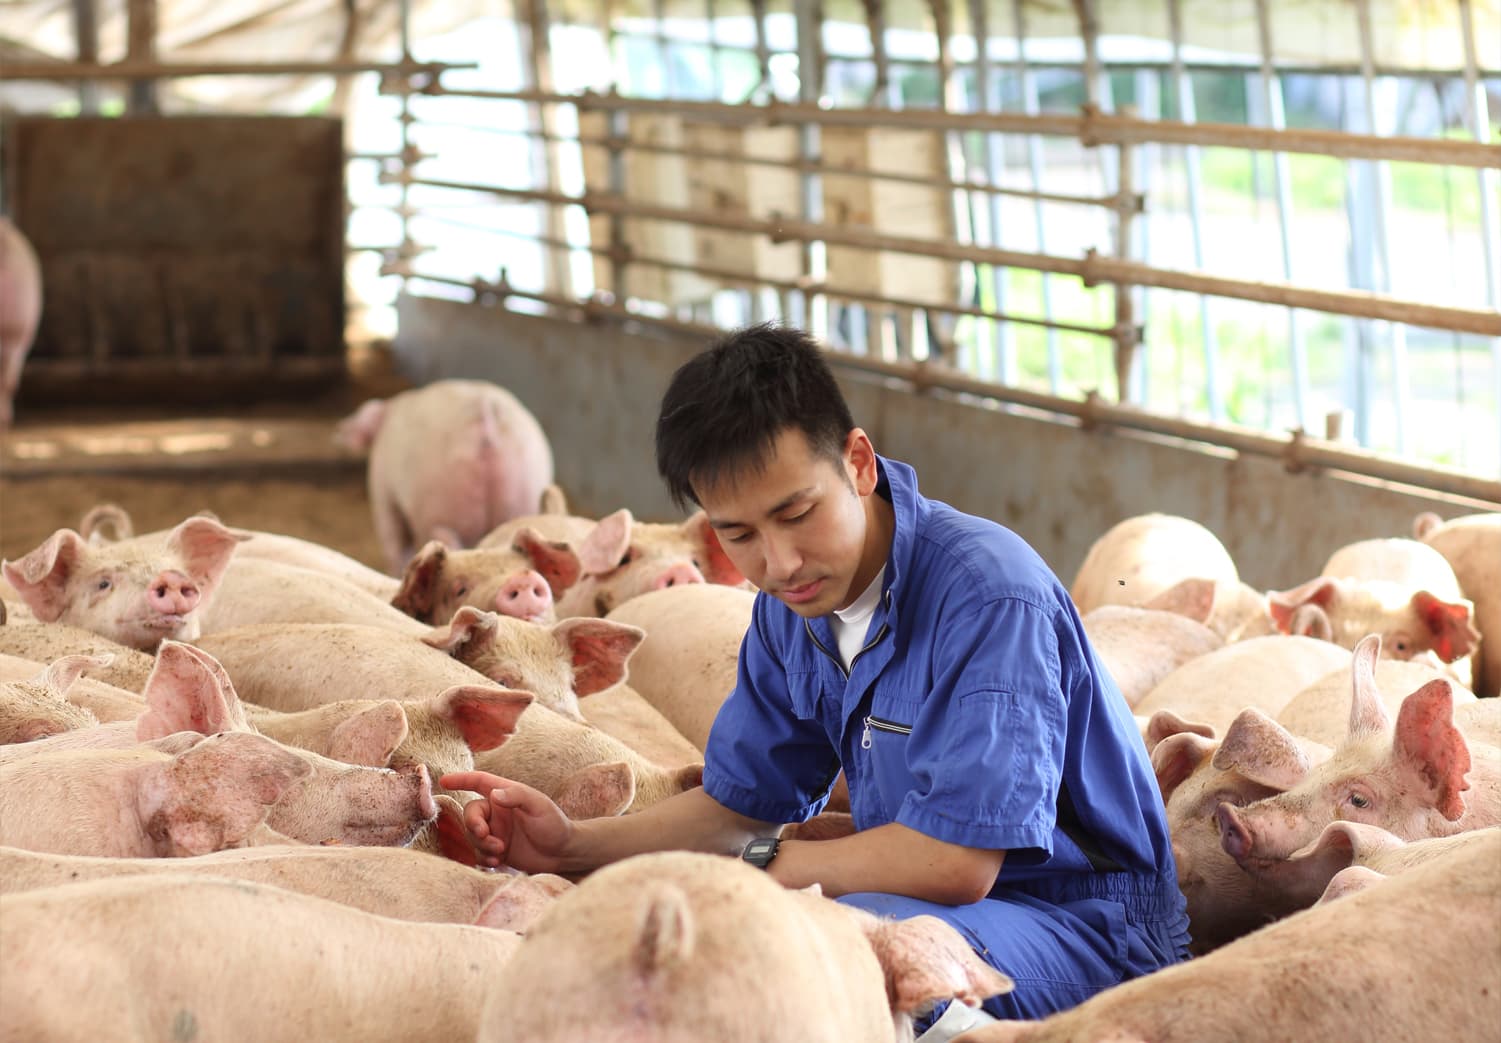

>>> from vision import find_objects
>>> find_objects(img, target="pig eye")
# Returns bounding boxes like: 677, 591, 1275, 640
453, 583, 469, 597
618, 549, 636, 568
1348, 793, 1371, 809
96, 578, 112, 591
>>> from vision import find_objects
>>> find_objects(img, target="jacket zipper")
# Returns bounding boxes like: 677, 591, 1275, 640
861, 715, 913, 748
803, 588, 893, 680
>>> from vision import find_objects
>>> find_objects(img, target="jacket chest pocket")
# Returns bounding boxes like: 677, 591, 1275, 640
854, 700, 918, 821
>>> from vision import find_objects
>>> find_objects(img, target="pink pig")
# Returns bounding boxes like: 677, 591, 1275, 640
1217, 636, 1501, 869
392, 530, 582, 625
336, 379, 555, 573
2, 516, 245, 649
482, 506, 746, 618
0, 216, 41, 428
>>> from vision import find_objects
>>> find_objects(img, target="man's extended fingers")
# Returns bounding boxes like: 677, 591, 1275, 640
440, 770, 511, 795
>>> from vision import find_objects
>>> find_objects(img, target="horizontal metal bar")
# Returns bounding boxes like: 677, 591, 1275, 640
0, 58, 471, 81
593, 28, 1501, 79
396, 282, 1501, 505
387, 173, 1501, 335
400, 87, 1501, 169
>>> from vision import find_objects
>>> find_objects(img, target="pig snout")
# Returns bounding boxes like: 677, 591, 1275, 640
652, 562, 705, 592
1216, 803, 1254, 863
148, 571, 201, 618
494, 570, 553, 622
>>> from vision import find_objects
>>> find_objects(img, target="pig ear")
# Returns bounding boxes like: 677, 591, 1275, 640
392, 541, 448, 622
79, 503, 134, 545
551, 618, 645, 697
1348, 634, 1391, 738
333, 398, 388, 452
1410, 591, 1480, 663
422, 605, 498, 653
1410, 512, 1443, 541
1392, 678, 1472, 821
1145, 709, 1216, 751
1150, 731, 1216, 799
681, 511, 746, 587
1268, 577, 1341, 635
37, 652, 115, 697
166, 517, 249, 593
428, 684, 533, 752
160, 733, 311, 854
511, 528, 582, 599
1142, 578, 1216, 625
538, 484, 570, 515
855, 912, 1015, 1015
327, 701, 409, 766
136, 641, 250, 740
2, 529, 90, 623
1295, 820, 1404, 870
1213, 708, 1313, 791
1317, 865, 1387, 905
630, 885, 696, 974
474, 874, 574, 932
1289, 604, 1333, 642
553, 761, 634, 819
577, 509, 633, 576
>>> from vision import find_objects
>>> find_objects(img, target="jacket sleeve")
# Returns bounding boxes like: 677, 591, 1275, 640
701, 600, 841, 824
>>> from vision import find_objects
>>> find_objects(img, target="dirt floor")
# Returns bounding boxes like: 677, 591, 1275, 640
1, 348, 410, 572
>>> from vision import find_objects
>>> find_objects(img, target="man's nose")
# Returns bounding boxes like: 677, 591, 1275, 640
762, 535, 802, 582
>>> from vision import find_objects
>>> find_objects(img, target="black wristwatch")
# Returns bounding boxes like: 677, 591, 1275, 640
741, 836, 780, 869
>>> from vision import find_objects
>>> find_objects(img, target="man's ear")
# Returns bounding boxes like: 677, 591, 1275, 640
846, 428, 879, 496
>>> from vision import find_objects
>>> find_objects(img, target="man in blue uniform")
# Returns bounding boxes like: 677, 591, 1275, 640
445, 324, 1189, 1036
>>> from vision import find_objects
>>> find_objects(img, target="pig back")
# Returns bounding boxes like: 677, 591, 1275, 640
606, 584, 755, 750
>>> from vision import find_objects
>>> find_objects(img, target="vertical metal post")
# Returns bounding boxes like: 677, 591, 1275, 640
968, 0, 1011, 385
750, 0, 772, 101
1458, 0, 1500, 474
395, 0, 413, 300
521, 0, 573, 299
705, 0, 721, 99
126, 0, 158, 114
1252, 0, 1310, 433
795, 0, 827, 341
652, 0, 675, 97
1010, 0, 1061, 394
1131, 66, 1159, 404
72, 0, 99, 113
929, 0, 969, 367
1355, 0, 1407, 454
861, 0, 891, 105
1167, 0, 1220, 420
1073, 0, 1134, 402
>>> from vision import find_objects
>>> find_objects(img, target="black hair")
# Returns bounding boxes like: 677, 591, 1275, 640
655, 323, 856, 510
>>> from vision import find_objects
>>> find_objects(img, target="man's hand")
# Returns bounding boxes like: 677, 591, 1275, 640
439, 771, 574, 872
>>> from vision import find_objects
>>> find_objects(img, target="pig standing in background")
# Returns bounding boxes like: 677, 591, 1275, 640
335, 380, 555, 574
0, 216, 41, 428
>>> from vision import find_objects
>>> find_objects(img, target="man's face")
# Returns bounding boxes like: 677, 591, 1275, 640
697, 427, 885, 618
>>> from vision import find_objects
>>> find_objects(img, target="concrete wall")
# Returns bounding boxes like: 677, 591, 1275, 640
395, 294, 1495, 590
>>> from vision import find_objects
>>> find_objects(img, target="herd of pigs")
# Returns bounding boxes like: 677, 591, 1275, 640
0, 377, 1498, 1042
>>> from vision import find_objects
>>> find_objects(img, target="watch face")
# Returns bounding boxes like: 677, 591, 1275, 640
743, 837, 778, 867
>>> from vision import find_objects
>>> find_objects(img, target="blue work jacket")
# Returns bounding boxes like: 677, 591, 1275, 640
702, 455, 1184, 908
